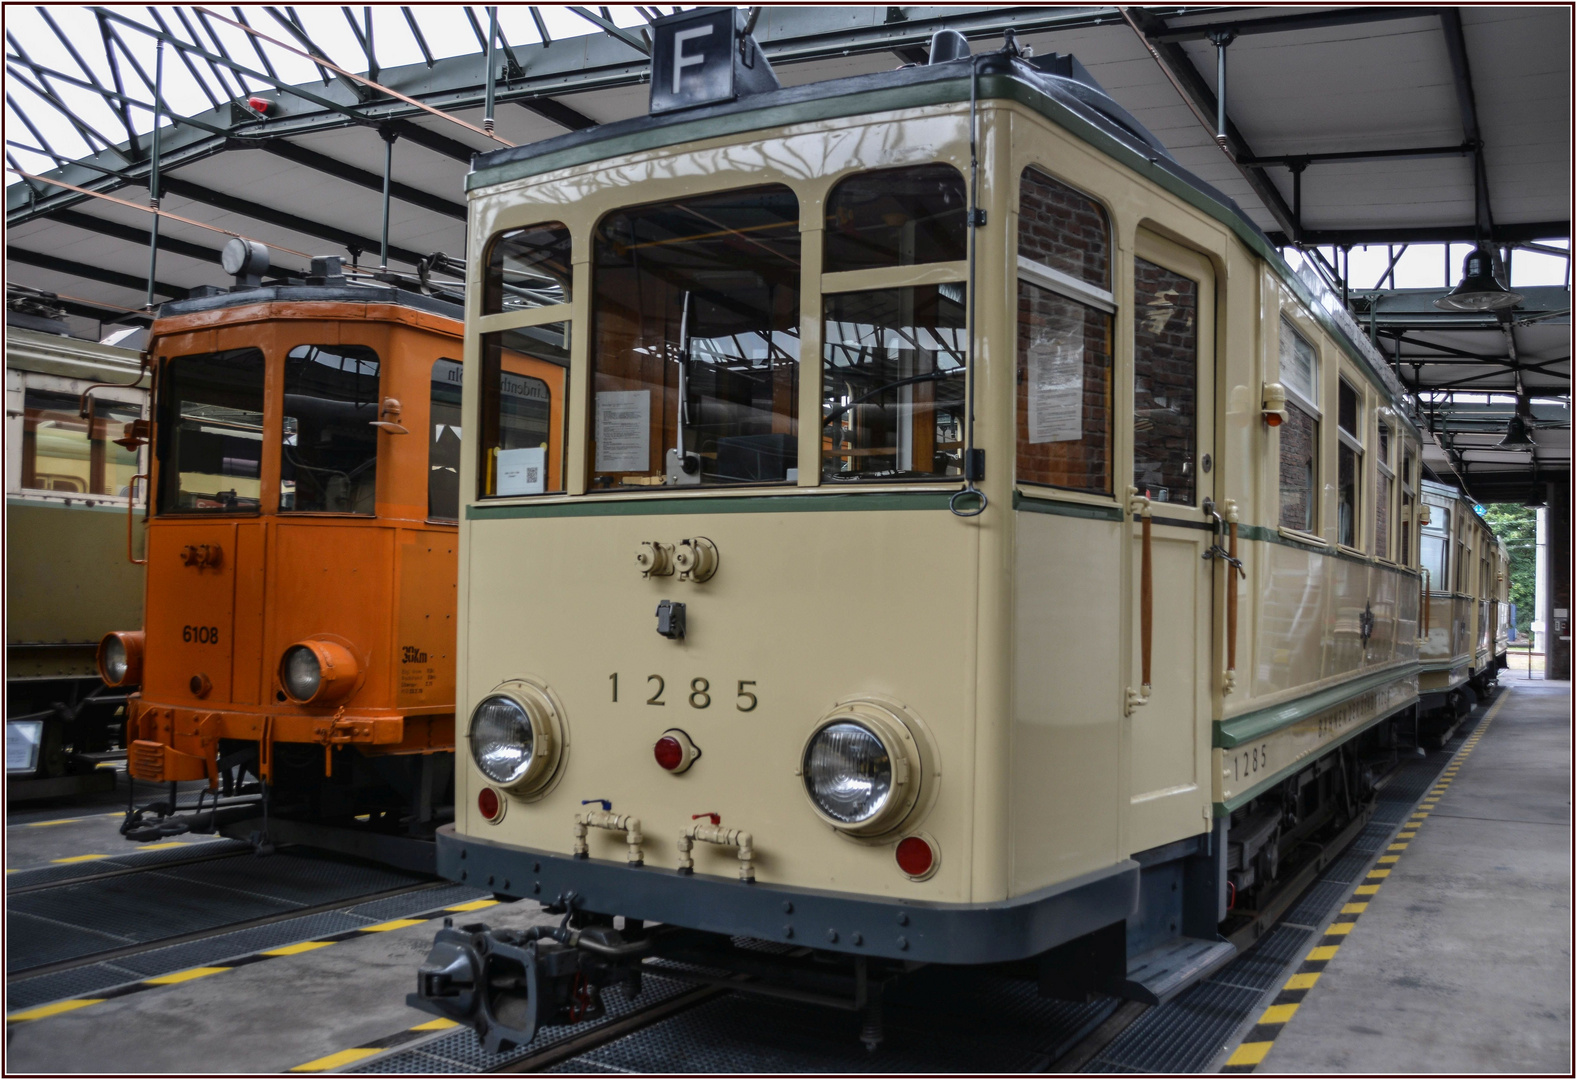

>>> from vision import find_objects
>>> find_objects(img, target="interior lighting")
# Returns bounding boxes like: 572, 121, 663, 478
1434, 246, 1524, 311
1496, 412, 1536, 449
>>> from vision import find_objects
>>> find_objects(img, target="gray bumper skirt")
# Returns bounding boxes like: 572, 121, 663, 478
436, 825, 1139, 966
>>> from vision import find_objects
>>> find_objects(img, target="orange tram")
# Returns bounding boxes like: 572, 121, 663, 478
98, 253, 468, 868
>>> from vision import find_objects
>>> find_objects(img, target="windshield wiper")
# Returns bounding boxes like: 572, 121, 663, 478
665, 291, 701, 484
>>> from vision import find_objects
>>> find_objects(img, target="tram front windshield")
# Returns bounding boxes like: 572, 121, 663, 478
158, 348, 265, 513
590, 185, 801, 489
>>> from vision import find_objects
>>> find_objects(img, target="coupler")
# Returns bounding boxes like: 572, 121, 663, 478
408, 917, 654, 1052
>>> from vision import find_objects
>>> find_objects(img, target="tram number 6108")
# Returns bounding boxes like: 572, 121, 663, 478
609, 672, 757, 712
182, 624, 219, 644
1230, 742, 1271, 782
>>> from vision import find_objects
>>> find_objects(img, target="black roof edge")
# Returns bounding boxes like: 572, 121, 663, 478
155, 282, 463, 322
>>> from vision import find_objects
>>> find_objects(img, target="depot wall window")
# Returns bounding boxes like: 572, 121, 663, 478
479, 325, 569, 497
157, 348, 265, 514
430, 358, 463, 519
1335, 379, 1362, 549
1375, 420, 1393, 561
1015, 168, 1113, 495
482, 223, 572, 315
1132, 258, 1199, 505
1277, 319, 1319, 532
280, 345, 380, 514
823, 164, 966, 273
589, 185, 800, 490
21, 389, 140, 496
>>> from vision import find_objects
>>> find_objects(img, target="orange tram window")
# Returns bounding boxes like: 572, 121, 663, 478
106, 285, 464, 852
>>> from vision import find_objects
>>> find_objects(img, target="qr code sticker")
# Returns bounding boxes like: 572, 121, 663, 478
526, 467, 540, 484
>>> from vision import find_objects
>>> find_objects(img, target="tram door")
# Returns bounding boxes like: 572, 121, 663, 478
1127, 232, 1216, 855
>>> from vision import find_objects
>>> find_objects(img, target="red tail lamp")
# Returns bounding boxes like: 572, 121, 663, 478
653, 728, 699, 774
477, 786, 504, 823
246, 96, 271, 115
895, 835, 937, 880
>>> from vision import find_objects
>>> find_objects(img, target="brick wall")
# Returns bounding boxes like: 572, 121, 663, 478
1278, 402, 1317, 530
1132, 258, 1197, 505
1019, 168, 1109, 288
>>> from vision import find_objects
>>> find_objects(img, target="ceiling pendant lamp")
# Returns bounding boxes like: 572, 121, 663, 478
1496, 411, 1536, 449
1434, 246, 1524, 311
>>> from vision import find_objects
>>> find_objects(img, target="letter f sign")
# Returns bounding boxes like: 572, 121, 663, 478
672, 24, 712, 94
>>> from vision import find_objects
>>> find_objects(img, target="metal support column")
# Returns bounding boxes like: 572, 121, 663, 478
144, 38, 165, 309
379, 128, 397, 270
483, 6, 498, 136
1208, 30, 1236, 149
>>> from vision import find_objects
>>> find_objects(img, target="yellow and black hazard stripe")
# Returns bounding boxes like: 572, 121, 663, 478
1222, 691, 1505, 1072
289, 1016, 462, 1073
4, 897, 499, 1025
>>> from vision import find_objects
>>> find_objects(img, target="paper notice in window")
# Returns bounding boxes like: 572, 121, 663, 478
1027, 333, 1083, 443
595, 390, 650, 473
497, 446, 546, 495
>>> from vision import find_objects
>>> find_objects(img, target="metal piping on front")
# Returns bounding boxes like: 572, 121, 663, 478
950, 52, 987, 519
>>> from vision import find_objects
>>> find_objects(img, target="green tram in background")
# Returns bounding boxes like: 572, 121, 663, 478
6, 292, 148, 789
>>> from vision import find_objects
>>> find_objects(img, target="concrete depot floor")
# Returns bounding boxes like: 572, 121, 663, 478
4, 888, 557, 1072
1261, 681, 1572, 1074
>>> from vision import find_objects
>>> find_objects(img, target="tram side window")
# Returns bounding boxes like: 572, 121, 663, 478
1375, 420, 1392, 560
1336, 379, 1362, 548
479, 326, 568, 497
1420, 493, 1450, 587
1399, 447, 1415, 566
1132, 258, 1198, 505
824, 164, 966, 273
21, 389, 140, 496
1019, 168, 1109, 288
429, 358, 463, 519
158, 349, 265, 514
482, 223, 571, 315
280, 345, 380, 514
1277, 319, 1319, 532
823, 285, 966, 481
590, 185, 801, 489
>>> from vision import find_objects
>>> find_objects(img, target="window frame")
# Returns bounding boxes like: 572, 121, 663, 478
1130, 235, 1212, 511
277, 342, 384, 517
11, 370, 147, 504
1276, 315, 1323, 540
1334, 375, 1364, 552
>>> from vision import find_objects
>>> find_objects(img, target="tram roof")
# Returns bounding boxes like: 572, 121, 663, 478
154, 282, 463, 324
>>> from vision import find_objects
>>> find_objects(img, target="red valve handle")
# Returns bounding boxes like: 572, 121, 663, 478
691, 813, 720, 825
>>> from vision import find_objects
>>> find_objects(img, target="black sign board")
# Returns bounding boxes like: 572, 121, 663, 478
649, 7, 778, 115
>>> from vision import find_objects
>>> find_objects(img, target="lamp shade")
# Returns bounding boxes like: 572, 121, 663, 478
1434, 247, 1523, 311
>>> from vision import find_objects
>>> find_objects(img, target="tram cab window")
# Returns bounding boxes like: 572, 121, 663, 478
822, 285, 966, 481
824, 164, 966, 273
430, 358, 463, 519
1015, 168, 1113, 495
280, 345, 380, 514
1277, 319, 1319, 532
483, 223, 571, 315
21, 389, 140, 496
1375, 420, 1393, 560
1336, 379, 1362, 548
479, 326, 568, 497
157, 348, 265, 514
1132, 258, 1198, 505
589, 185, 800, 490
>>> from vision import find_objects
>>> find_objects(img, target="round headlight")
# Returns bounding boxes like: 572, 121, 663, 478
97, 631, 143, 688
281, 645, 322, 701
804, 721, 893, 825
467, 680, 565, 797
102, 636, 128, 684
800, 701, 926, 837
471, 695, 534, 786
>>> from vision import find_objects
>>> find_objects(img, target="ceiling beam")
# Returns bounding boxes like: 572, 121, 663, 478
249, 138, 466, 219
1151, 7, 1445, 43
1122, 8, 1303, 242
379, 118, 477, 164
514, 96, 598, 133
1239, 143, 1472, 168
1269, 221, 1570, 247
6, 247, 188, 299
42, 207, 310, 278
1439, 9, 1495, 244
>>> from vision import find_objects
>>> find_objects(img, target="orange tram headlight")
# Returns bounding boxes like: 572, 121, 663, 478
97, 631, 144, 688
278, 639, 360, 705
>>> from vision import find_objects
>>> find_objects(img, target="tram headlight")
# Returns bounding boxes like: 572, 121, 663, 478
97, 631, 143, 688
467, 681, 565, 797
278, 639, 359, 705
800, 701, 924, 836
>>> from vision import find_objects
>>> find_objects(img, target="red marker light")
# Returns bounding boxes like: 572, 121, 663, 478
654, 736, 684, 771
895, 836, 934, 878
477, 787, 501, 821
247, 96, 271, 115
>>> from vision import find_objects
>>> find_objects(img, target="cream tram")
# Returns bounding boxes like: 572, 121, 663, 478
413, 15, 1433, 1048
